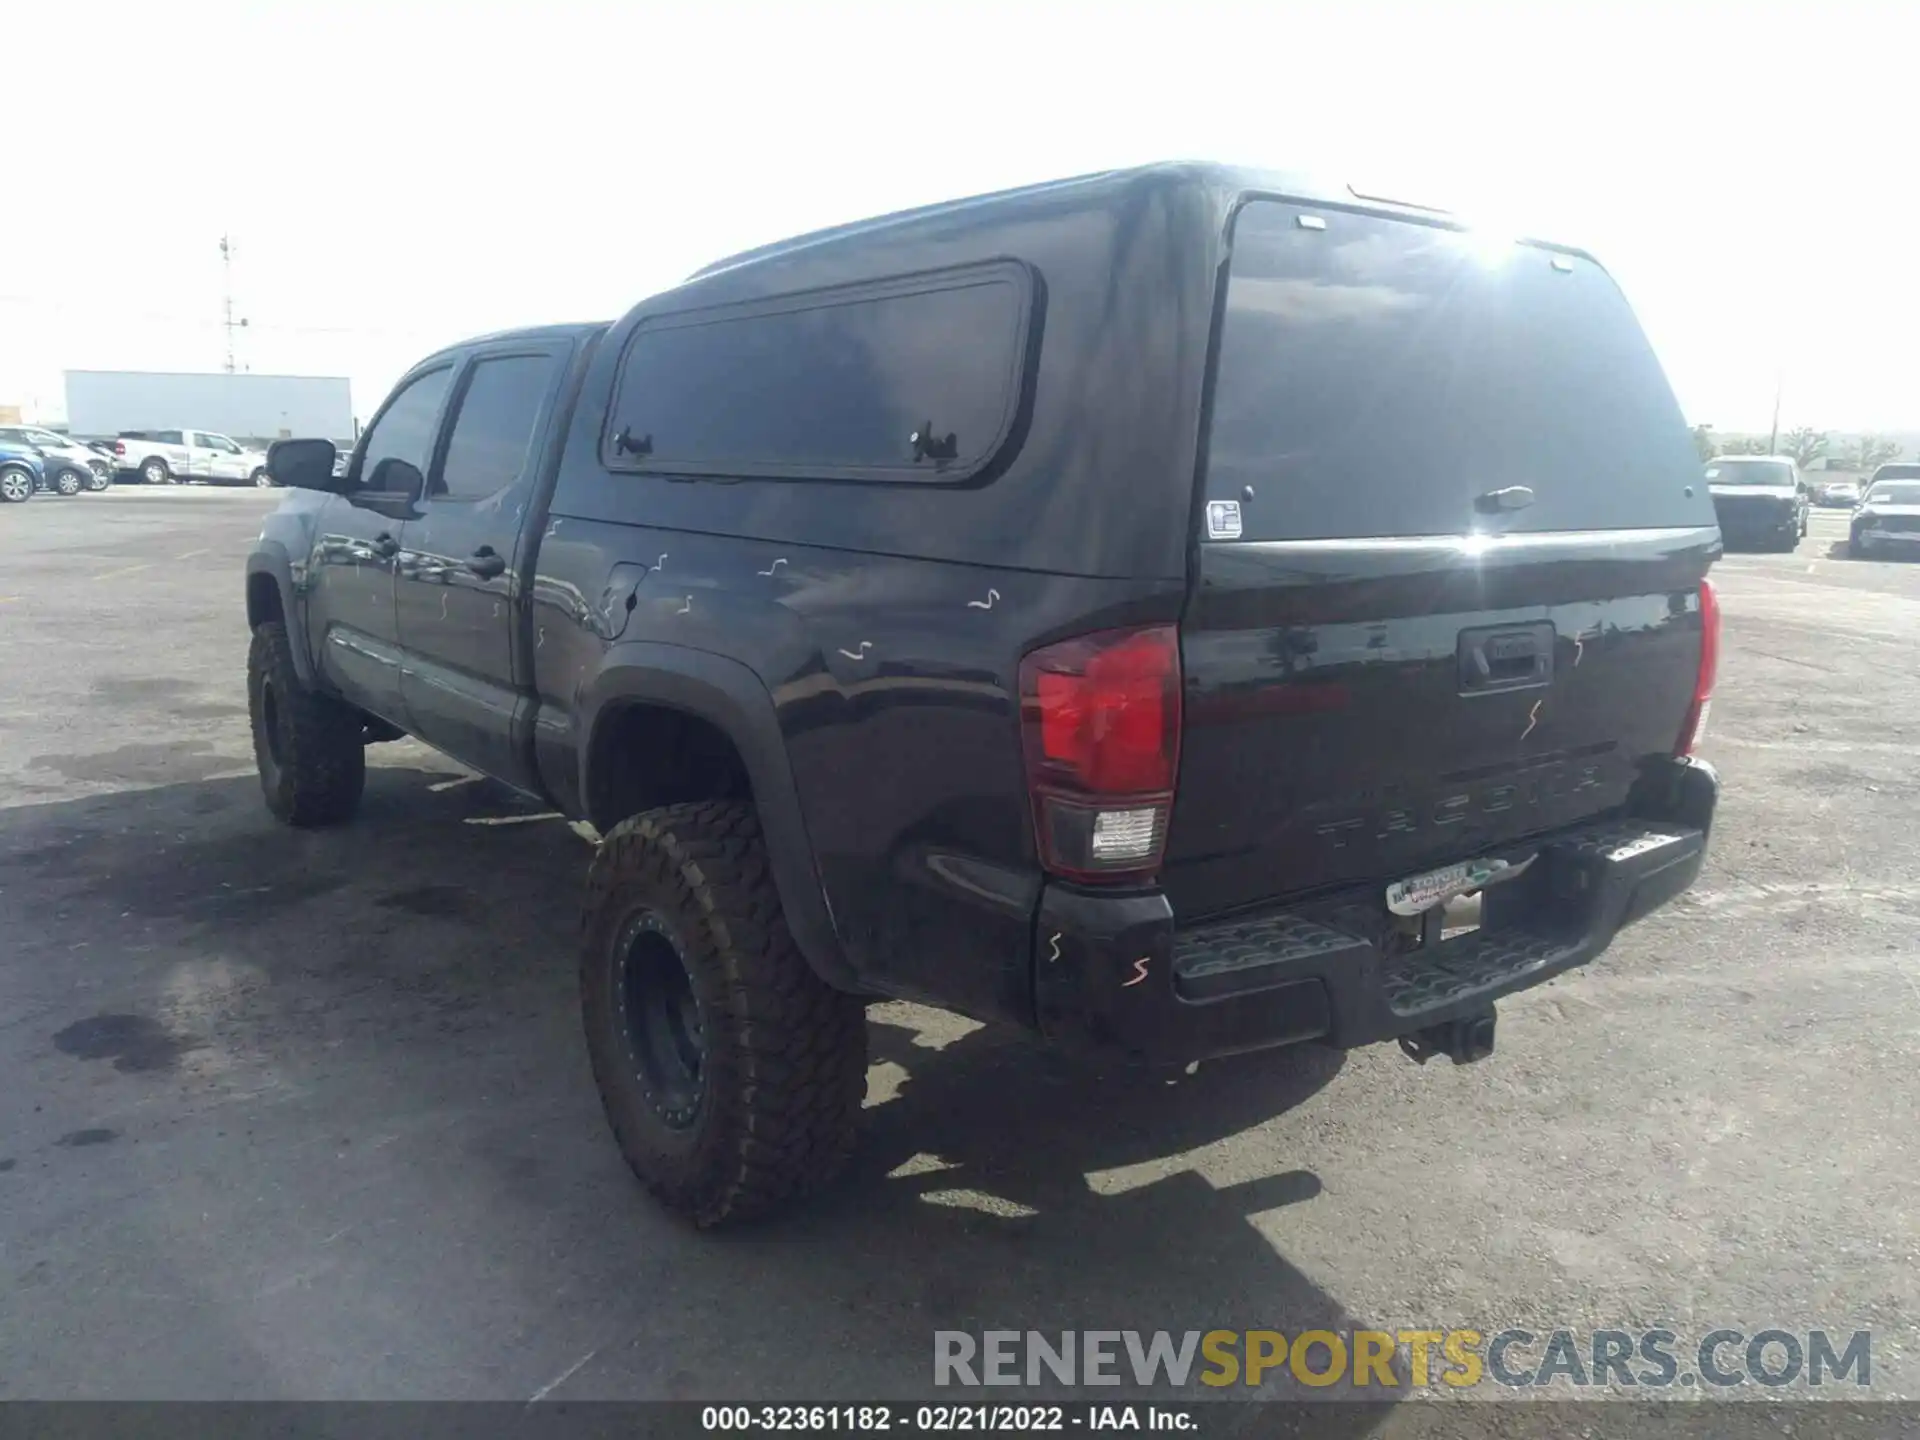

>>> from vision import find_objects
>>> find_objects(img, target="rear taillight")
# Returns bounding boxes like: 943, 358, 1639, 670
112, 441, 125, 457
1019, 625, 1181, 882
1676, 577, 1720, 756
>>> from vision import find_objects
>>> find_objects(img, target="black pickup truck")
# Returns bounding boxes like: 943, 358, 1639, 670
248, 163, 1722, 1227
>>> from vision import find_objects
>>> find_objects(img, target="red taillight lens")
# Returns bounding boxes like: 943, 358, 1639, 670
1020, 626, 1182, 881
1676, 577, 1720, 756
112, 441, 125, 457
1032, 631, 1178, 792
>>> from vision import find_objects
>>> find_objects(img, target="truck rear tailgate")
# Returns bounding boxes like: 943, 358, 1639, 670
1165, 198, 1718, 923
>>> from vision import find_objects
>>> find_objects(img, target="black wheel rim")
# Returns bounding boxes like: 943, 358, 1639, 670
616, 911, 707, 1130
259, 678, 285, 770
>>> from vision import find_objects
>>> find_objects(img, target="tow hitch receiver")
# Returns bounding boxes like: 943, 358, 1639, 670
1399, 1007, 1498, 1065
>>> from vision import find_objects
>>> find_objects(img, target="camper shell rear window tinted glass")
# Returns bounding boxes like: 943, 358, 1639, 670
1203, 201, 1707, 541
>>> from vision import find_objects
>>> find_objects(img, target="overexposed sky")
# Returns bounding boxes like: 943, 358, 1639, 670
5, 0, 1915, 434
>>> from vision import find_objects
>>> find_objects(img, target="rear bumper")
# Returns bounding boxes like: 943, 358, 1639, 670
1713, 504, 1798, 540
1034, 756, 1719, 1064
1856, 525, 1920, 546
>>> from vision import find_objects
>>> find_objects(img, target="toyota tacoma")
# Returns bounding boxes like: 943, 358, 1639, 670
245, 163, 1723, 1226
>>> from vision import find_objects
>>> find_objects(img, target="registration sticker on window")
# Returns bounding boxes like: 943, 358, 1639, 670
1205, 500, 1243, 540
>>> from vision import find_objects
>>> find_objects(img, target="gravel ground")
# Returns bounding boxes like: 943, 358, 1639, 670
0, 491, 1914, 1423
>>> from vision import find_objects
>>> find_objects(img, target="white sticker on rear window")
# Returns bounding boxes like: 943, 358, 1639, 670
1205, 499, 1243, 540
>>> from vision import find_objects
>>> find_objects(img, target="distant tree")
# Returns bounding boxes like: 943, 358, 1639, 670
1845, 436, 1903, 472
1779, 427, 1829, 469
1724, 436, 1772, 455
1691, 424, 1717, 462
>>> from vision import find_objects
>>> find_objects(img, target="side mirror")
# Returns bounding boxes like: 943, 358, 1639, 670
267, 438, 343, 492
352, 457, 425, 518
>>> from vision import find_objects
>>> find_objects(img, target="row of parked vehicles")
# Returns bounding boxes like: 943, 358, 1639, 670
0, 426, 279, 502
0, 426, 115, 501
1704, 455, 1920, 555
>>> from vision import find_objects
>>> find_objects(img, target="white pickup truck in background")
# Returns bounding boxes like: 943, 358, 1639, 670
113, 429, 274, 487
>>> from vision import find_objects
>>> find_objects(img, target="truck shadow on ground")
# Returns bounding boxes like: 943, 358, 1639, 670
0, 764, 1408, 1416
763, 1014, 1399, 1413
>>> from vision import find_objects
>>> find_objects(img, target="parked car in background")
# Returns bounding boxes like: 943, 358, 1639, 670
0, 440, 81, 497
1704, 455, 1808, 550
113, 429, 273, 486
1815, 478, 1861, 507
1865, 462, 1920, 489
1848, 474, 1920, 558
0, 426, 112, 491
0, 441, 46, 503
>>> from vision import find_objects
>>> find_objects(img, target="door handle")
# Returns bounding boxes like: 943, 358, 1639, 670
372, 533, 400, 559
466, 547, 507, 580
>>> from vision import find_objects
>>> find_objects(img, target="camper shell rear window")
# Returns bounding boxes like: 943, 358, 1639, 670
1203, 201, 1707, 541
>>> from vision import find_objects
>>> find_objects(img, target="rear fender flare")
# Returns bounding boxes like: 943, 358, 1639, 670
579, 643, 855, 990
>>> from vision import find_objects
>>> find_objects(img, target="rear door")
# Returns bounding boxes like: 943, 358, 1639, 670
393, 342, 568, 790
1165, 199, 1718, 921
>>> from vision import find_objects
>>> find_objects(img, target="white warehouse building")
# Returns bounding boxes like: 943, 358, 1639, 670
64, 371, 355, 446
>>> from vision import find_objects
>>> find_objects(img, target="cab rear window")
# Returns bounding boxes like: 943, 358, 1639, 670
1706, 460, 1793, 486
1203, 201, 1710, 541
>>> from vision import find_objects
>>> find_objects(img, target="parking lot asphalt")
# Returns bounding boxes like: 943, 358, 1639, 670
1, 490, 1915, 1410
